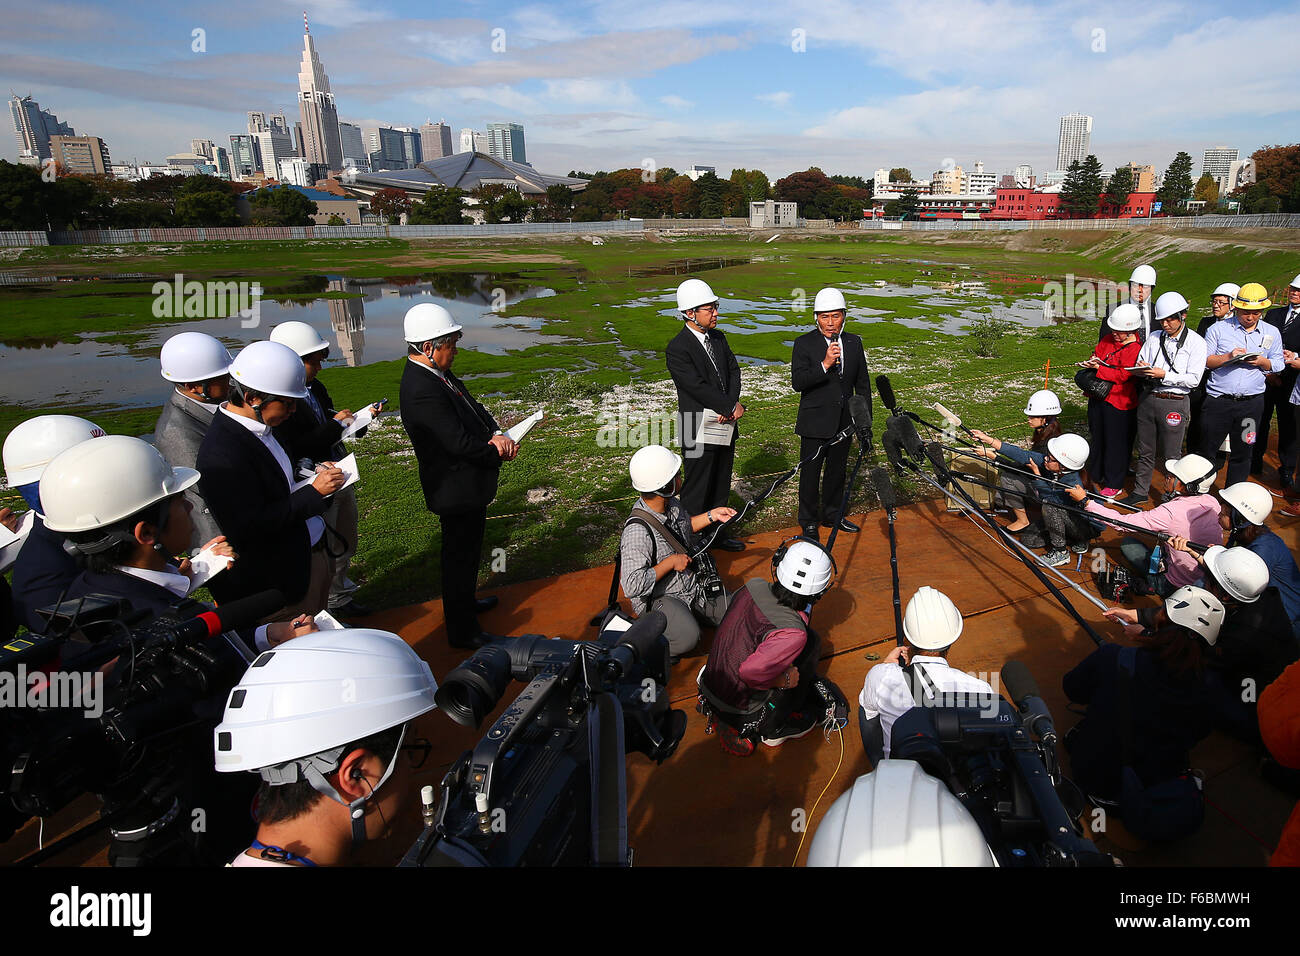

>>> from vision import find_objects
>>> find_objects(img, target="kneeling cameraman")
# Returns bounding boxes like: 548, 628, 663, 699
699, 538, 840, 757
214, 629, 438, 867
619, 445, 734, 658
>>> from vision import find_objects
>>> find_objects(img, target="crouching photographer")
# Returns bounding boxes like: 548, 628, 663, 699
697, 538, 848, 757
618, 445, 734, 659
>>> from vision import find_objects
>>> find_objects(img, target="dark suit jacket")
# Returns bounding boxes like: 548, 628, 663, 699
791, 330, 872, 438
399, 359, 501, 515
195, 409, 329, 605
1100, 298, 1156, 342
1265, 305, 1300, 389
154, 389, 223, 548
273, 377, 346, 465
665, 324, 741, 450
10, 516, 80, 633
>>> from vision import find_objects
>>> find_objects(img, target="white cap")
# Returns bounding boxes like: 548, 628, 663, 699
1219, 481, 1271, 526
1129, 264, 1156, 287
1107, 303, 1143, 331
1212, 283, 1241, 301
229, 341, 310, 399
403, 302, 462, 344
813, 288, 848, 313
902, 586, 963, 651
1165, 454, 1216, 495
3, 415, 106, 487
1046, 433, 1089, 472
215, 629, 437, 775
775, 540, 834, 596
1153, 291, 1189, 322
270, 320, 330, 358
1024, 389, 1061, 417
159, 331, 233, 383
1290, 274, 1300, 290
41, 435, 199, 533
676, 278, 717, 313
1164, 586, 1225, 646
629, 445, 681, 494
1202, 546, 1268, 604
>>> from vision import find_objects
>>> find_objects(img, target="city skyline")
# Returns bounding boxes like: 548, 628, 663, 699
2, 1, 1297, 181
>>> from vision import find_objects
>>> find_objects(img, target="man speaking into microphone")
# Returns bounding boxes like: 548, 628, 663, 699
791, 288, 873, 541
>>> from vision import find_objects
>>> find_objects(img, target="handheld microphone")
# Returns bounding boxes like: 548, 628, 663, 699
1001, 660, 1057, 744
829, 332, 841, 376
872, 466, 897, 512
849, 394, 873, 447
875, 374, 897, 414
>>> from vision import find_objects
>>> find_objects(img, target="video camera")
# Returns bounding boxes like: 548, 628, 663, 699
400, 610, 684, 867
3, 589, 279, 864
888, 661, 1114, 866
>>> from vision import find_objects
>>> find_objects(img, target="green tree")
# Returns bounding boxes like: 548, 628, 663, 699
883, 188, 920, 220
326, 213, 345, 225
1061, 155, 1104, 217
175, 187, 240, 226
695, 171, 729, 218
249, 186, 317, 226
1104, 165, 1133, 213
368, 187, 410, 224
1157, 151, 1194, 212
1193, 174, 1219, 206
408, 186, 469, 224
729, 168, 772, 215
889, 167, 912, 183
0, 160, 48, 229
499, 189, 530, 223
535, 183, 574, 221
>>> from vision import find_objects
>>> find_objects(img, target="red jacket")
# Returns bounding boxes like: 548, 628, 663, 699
1091, 338, 1143, 410
1259, 659, 1300, 866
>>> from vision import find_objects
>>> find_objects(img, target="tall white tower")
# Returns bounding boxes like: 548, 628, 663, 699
297, 12, 344, 170
1056, 113, 1093, 172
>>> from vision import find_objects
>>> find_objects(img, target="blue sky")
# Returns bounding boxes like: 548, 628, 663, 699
3, 0, 1297, 181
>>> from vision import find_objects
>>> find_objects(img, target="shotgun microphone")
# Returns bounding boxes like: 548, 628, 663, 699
849, 394, 873, 448
875, 374, 897, 414
872, 466, 897, 513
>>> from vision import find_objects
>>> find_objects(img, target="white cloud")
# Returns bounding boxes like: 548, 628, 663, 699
543, 79, 639, 108
756, 91, 792, 108
659, 95, 694, 109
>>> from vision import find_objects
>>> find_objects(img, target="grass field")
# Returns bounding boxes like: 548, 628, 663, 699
3, 227, 1297, 610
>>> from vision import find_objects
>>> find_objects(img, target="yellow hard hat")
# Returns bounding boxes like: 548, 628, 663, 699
1232, 283, 1272, 310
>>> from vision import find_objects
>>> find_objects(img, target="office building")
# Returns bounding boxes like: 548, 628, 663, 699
1119, 162, 1156, 193
362, 125, 409, 170
296, 14, 344, 169
190, 139, 214, 160
486, 122, 526, 164
964, 161, 997, 195
1055, 113, 1093, 173
1225, 159, 1255, 193
683, 164, 716, 181
397, 126, 422, 167
931, 165, 965, 195
338, 122, 366, 167
458, 128, 488, 154
1014, 164, 1034, 187
49, 135, 111, 175
420, 121, 454, 160
229, 135, 260, 176
1201, 147, 1238, 184
278, 156, 329, 187
9, 94, 75, 161
256, 114, 295, 182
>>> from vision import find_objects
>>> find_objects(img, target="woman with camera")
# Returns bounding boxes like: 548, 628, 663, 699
1081, 303, 1144, 498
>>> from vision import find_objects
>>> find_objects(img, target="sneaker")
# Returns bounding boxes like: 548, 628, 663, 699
1042, 550, 1070, 567
1099, 487, 1122, 499
718, 723, 755, 757
1280, 503, 1300, 519
761, 711, 819, 748
1069, 541, 1090, 554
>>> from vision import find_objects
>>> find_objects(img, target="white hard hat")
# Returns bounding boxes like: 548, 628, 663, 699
1203, 546, 1268, 604
902, 586, 963, 651
229, 341, 309, 399
1290, 274, 1300, 290
40, 435, 199, 533
159, 331, 232, 383
1023, 389, 1061, 417
676, 278, 717, 313
3, 415, 106, 487
775, 540, 835, 596
629, 445, 682, 494
1165, 454, 1216, 495
1219, 481, 1271, 526
214, 629, 437, 775
1107, 302, 1142, 332
1046, 433, 1090, 472
806, 761, 995, 867
813, 287, 848, 313
1164, 586, 1225, 646
1153, 291, 1190, 322
1212, 282, 1241, 300
270, 320, 330, 358
1129, 264, 1157, 287
403, 302, 461, 344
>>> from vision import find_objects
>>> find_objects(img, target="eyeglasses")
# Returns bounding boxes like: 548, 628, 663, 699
400, 737, 432, 770
692, 304, 719, 315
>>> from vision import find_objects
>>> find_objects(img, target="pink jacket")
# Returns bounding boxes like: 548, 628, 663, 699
738, 613, 810, 688
1085, 495, 1224, 587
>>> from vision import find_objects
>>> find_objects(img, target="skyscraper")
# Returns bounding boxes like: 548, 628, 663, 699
396, 126, 422, 167
1056, 113, 1093, 172
487, 122, 526, 164
338, 122, 366, 168
256, 114, 295, 181
459, 128, 487, 154
296, 13, 343, 170
1202, 146, 1238, 184
49, 135, 111, 175
420, 121, 454, 160
9, 94, 75, 161
229, 134, 260, 176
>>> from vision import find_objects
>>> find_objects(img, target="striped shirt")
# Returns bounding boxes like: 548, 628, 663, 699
619, 498, 699, 614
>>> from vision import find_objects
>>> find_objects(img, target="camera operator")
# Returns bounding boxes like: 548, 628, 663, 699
699, 538, 838, 757
214, 629, 437, 867
857, 587, 996, 763
1066, 587, 1221, 807
41, 436, 317, 659
620, 445, 735, 659
3, 415, 106, 632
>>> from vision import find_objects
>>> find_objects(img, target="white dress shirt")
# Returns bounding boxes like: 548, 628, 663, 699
116, 564, 269, 654
859, 656, 997, 757
1135, 326, 1207, 394
219, 406, 324, 545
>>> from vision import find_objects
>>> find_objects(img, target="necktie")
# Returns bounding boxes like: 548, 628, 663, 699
1287, 307, 1299, 332
304, 388, 325, 423
701, 333, 724, 387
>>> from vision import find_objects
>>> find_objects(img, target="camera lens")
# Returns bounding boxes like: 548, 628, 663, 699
435, 646, 513, 728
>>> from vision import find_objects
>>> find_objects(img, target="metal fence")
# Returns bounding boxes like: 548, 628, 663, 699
0, 230, 49, 248
859, 213, 1300, 232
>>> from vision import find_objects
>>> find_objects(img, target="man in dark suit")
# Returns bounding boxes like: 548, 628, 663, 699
1254, 274, 1300, 489
399, 303, 516, 649
197, 342, 344, 619
665, 278, 745, 552
792, 287, 873, 540
1099, 263, 1157, 342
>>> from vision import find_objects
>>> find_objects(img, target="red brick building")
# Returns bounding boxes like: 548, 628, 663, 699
984, 188, 1157, 220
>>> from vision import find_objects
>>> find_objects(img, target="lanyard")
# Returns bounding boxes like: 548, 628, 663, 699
250, 839, 318, 866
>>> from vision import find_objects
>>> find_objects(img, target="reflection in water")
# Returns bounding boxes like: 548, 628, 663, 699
327, 278, 366, 366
